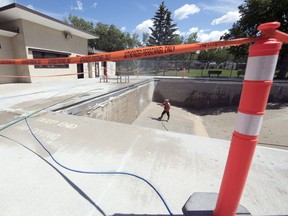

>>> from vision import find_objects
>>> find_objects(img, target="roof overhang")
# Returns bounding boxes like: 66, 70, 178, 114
0, 3, 99, 40
0, 28, 18, 37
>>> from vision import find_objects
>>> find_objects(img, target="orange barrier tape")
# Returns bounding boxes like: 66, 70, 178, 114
0, 37, 256, 65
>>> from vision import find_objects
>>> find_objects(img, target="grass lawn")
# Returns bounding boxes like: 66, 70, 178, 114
155, 69, 244, 78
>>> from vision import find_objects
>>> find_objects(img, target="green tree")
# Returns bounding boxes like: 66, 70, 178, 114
126, 32, 141, 49
170, 33, 198, 61
222, 0, 288, 79
64, 15, 141, 52
148, 1, 178, 46
198, 49, 217, 68
64, 14, 94, 32
142, 32, 150, 46
186, 33, 198, 59
64, 15, 95, 48
198, 48, 234, 66
92, 23, 138, 52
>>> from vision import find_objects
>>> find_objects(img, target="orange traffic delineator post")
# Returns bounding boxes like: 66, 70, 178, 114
213, 22, 283, 216
182, 22, 285, 216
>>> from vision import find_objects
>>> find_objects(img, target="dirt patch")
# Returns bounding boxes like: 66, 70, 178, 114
191, 104, 288, 149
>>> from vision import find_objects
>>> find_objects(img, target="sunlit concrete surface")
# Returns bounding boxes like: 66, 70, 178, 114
0, 77, 287, 216
0, 77, 150, 127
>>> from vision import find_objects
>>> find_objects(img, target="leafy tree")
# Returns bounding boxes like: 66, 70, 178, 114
170, 33, 198, 61
64, 14, 94, 32
148, 1, 178, 46
186, 33, 198, 60
222, 0, 288, 79
64, 15, 95, 48
198, 48, 234, 68
126, 32, 141, 49
198, 50, 217, 68
91, 23, 138, 52
64, 15, 141, 52
142, 32, 150, 46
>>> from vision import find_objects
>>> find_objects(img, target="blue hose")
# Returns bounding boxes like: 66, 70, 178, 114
24, 117, 174, 215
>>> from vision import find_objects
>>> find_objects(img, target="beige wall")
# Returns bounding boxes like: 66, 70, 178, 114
22, 20, 87, 54
22, 20, 88, 83
0, 20, 30, 83
1, 19, 92, 83
1, 20, 31, 83
0, 35, 18, 84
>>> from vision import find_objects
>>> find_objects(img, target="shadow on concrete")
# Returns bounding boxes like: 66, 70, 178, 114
181, 106, 238, 117
0, 134, 107, 216
179, 103, 288, 117
266, 102, 288, 110
149, 116, 167, 121
149, 117, 161, 121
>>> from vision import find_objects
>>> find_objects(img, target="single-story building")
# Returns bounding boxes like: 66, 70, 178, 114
0, 3, 115, 84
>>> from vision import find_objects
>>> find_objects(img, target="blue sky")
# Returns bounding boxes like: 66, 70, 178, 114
0, 0, 244, 42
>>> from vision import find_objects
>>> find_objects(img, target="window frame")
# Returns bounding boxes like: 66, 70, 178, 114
29, 48, 71, 69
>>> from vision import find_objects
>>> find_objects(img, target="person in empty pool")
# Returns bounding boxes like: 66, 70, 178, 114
158, 99, 171, 121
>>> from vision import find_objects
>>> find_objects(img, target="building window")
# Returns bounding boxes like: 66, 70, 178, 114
32, 50, 70, 68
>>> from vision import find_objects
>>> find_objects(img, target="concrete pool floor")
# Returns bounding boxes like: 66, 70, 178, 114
133, 102, 288, 150
0, 78, 287, 216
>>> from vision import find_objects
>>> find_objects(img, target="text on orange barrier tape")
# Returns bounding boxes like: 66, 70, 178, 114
0, 37, 256, 65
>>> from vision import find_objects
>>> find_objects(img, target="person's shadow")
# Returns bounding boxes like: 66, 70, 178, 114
150, 117, 162, 121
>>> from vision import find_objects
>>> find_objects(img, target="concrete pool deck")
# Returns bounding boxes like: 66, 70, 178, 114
0, 77, 287, 216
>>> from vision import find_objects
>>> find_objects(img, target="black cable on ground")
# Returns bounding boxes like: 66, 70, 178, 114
161, 120, 169, 131
0, 134, 107, 216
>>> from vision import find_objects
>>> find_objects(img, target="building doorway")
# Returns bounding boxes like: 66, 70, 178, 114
77, 63, 84, 79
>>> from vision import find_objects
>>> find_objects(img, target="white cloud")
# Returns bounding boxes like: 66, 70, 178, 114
92, 2, 97, 8
134, 19, 153, 35
211, 11, 240, 25
0, 0, 13, 7
188, 27, 199, 34
198, 29, 228, 42
178, 27, 228, 42
200, 0, 242, 13
26, 4, 34, 10
174, 4, 200, 20
121, 26, 126, 32
71, 0, 83, 11
177, 27, 199, 38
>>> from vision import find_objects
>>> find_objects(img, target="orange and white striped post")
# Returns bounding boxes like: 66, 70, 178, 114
182, 65, 185, 78
213, 22, 283, 216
